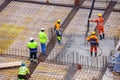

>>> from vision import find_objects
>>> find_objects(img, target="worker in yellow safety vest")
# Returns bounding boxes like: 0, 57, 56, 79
18, 62, 30, 80
38, 28, 47, 55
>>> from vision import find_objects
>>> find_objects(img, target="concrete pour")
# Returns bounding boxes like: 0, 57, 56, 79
55, 34, 115, 67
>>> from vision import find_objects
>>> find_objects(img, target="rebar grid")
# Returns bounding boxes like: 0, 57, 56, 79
0, 0, 119, 80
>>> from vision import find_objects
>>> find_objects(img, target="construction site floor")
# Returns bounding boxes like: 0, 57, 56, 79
0, 0, 120, 80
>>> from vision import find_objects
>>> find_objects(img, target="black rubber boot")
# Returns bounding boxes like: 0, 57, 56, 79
91, 52, 93, 57
95, 53, 97, 57
99, 35, 102, 40
103, 33, 105, 39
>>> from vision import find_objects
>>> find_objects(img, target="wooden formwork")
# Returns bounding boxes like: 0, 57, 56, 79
30, 62, 69, 80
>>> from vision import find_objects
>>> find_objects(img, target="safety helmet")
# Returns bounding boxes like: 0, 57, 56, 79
30, 37, 34, 41
41, 28, 45, 31
91, 31, 95, 35
21, 62, 26, 66
98, 13, 102, 17
57, 20, 61, 23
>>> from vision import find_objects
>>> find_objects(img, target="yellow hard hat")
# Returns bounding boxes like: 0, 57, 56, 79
98, 13, 102, 17
92, 31, 95, 35
57, 20, 61, 23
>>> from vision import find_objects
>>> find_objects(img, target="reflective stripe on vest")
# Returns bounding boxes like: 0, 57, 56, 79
18, 67, 27, 75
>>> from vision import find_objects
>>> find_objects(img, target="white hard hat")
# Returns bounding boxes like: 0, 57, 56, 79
41, 28, 44, 31
30, 37, 34, 41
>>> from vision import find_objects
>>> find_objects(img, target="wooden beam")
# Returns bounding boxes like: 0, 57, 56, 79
0, 61, 22, 69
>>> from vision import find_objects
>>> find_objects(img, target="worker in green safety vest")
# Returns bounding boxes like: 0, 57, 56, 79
38, 28, 47, 55
18, 62, 30, 80
27, 37, 38, 62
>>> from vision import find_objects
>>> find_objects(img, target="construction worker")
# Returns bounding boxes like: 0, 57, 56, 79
27, 37, 38, 62
89, 13, 105, 40
38, 28, 47, 55
54, 20, 61, 36
86, 31, 99, 57
54, 20, 63, 44
18, 62, 30, 80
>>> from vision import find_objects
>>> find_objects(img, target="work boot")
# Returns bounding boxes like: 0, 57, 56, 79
95, 53, 97, 57
90, 52, 93, 57
30, 59, 33, 62
103, 33, 105, 39
99, 35, 102, 40
33, 59, 38, 63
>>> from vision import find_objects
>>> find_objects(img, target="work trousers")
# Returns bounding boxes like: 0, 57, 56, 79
56, 30, 59, 36
30, 52, 37, 60
97, 27, 104, 35
57, 36, 62, 45
90, 46, 97, 53
18, 75, 26, 80
40, 43, 46, 55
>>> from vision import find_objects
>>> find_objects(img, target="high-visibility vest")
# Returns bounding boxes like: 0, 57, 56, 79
54, 22, 60, 30
18, 67, 30, 75
90, 17, 104, 28
38, 32, 47, 44
27, 42, 38, 52
97, 17, 104, 27
86, 35, 98, 46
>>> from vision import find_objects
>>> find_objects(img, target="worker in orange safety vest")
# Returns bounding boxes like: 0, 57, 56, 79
89, 13, 105, 40
54, 20, 61, 35
86, 31, 99, 57
54, 20, 63, 45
